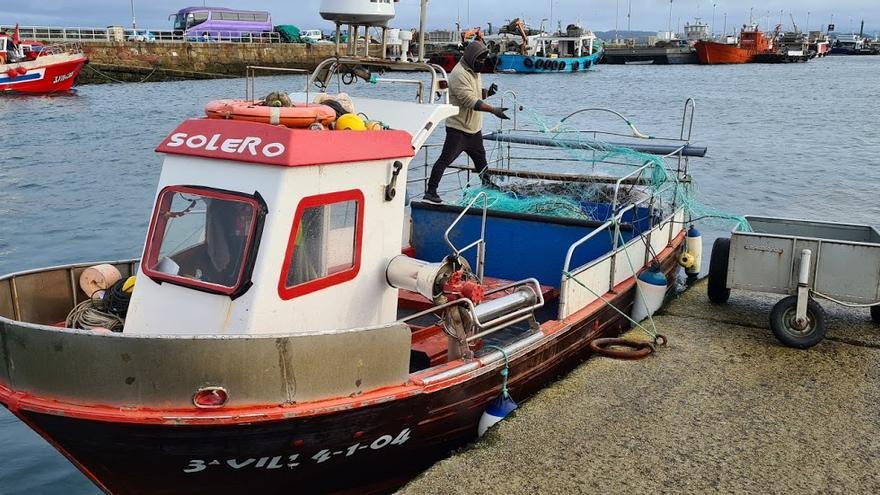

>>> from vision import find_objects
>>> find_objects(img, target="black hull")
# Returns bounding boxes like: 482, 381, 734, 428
5, 241, 683, 494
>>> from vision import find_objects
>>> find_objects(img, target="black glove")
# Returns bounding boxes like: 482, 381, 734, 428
491, 106, 510, 120
487, 83, 498, 98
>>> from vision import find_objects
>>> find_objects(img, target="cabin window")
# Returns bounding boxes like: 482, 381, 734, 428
278, 190, 365, 300
142, 186, 265, 297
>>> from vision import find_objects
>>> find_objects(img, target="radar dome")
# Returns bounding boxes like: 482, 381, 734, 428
320, 0, 396, 27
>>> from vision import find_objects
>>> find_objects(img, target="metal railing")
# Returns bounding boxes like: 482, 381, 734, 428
1, 25, 284, 44
443, 192, 489, 282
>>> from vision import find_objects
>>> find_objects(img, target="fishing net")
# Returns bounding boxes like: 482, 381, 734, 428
457, 100, 751, 232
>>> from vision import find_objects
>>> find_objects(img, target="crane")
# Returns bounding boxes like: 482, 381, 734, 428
503, 18, 530, 55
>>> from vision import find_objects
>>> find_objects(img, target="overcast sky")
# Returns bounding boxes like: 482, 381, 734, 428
3, 1, 878, 35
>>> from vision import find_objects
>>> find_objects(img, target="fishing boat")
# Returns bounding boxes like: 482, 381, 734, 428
0, 55, 706, 493
694, 24, 774, 64
0, 26, 87, 93
495, 21, 603, 73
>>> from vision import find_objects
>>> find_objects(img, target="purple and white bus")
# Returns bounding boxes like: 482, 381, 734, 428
170, 7, 273, 38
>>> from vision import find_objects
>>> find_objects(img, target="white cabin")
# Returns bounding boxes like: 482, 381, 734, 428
124, 96, 456, 336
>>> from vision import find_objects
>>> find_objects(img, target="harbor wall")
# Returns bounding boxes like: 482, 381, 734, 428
78, 42, 375, 84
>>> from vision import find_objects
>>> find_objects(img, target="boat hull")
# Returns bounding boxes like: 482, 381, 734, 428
495, 50, 603, 73
0, 54, 87, 93
694, 41, 754, 64
602, 46, 698, 65
0, 234, 683, 493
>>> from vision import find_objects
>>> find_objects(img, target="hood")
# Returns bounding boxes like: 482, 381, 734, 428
462, 41, 488, 70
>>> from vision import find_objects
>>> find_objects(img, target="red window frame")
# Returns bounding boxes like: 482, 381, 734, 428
142, 185, 264, 297
278, 189, 365, 300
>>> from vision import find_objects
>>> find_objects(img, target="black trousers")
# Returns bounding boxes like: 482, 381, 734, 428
427, 127, 488, 192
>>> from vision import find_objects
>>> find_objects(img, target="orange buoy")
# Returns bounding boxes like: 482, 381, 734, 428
204, 99, 336, 129
16, 66, 27, 75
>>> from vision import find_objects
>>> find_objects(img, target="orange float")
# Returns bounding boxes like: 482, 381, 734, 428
204, 99, 337, 128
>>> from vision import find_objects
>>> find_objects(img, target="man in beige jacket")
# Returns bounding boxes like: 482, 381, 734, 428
424, 41, 509, 203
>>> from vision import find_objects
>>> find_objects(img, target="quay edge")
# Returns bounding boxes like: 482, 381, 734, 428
401, 278, 880, 494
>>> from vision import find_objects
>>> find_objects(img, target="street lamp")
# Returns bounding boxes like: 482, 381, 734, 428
130, 0, 137, 30
712, 3, 716, 37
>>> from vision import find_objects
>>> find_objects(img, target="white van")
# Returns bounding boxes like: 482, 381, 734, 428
301, 30, 324, 42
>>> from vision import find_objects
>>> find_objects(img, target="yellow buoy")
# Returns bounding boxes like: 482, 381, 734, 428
122, 276, 137, 293
678, 252, 696, 269
336, 113, 367, 131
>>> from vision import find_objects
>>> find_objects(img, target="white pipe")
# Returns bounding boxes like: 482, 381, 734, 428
418, 0, 428, 62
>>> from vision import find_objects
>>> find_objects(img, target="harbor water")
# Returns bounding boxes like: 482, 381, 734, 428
1, 55, 880, 493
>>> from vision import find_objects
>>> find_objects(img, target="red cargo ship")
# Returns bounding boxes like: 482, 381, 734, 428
695, 25, 773, 64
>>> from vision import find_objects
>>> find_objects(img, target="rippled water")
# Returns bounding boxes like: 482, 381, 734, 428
1, 56, 879, 493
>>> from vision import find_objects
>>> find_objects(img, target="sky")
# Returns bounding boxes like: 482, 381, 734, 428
3, 1, 878, 35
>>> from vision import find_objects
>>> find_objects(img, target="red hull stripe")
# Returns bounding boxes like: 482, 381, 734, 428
156, 119, 415, 168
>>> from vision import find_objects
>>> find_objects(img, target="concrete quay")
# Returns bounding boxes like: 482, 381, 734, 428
76, 42, 363, 84
401, 278, 880, 494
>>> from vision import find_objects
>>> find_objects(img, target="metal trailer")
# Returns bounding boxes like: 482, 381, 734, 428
707, 215, 880, 348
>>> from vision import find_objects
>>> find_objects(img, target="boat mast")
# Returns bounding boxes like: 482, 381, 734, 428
667, 0, 673, 36
615, 0, 619, 42
627, 0, 632, 32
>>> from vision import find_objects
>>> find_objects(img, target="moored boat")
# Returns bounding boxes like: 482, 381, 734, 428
495, 21, 603, 73
695, 24, 773, 64
0, 56, 706, 493
1, 26, 87, 93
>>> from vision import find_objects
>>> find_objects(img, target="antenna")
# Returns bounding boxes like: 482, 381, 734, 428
667, 0, 673, 35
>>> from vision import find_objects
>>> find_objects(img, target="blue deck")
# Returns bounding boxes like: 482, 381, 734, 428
410, 202, 652, 288
495, 50, 604, 73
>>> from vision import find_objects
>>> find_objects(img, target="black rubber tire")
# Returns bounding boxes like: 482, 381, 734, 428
871, 305, 880, 324
535, 59, 544, 69
572, 61, 580, 71
770, 296, 827, 349
707, 237, 731, 304
557, 61, 566, 70
523, 57, 534, 68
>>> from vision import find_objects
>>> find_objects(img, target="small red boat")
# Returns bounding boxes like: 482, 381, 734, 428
1, 26, 87, 94
695, 25, 773, 64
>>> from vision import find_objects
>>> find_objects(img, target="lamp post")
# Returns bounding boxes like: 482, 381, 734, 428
130, 0, 137, 30
712, 3, 716, 37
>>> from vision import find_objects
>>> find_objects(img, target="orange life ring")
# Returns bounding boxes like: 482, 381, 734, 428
204, 99, 336, 128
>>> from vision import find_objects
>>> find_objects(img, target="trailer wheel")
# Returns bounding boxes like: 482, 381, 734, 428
707, 237, 731, 304
770, 296, 827, 349
871, 305, 880, 324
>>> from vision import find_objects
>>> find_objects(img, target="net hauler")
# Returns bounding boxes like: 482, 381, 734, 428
0, 54, 703, 493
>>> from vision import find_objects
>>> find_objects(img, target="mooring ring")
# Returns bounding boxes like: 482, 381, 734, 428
589, 338, 654, 360
654, 334, 668, 347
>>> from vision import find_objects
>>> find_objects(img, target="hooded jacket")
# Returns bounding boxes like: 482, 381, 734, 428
446, 42, 488, 134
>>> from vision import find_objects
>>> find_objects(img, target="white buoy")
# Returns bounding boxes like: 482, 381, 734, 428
478, 394, 518, 437
685, 226, 702, 277
631, 267, 668, 325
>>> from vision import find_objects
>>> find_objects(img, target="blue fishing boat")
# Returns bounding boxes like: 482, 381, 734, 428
494, 23, 603, 73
